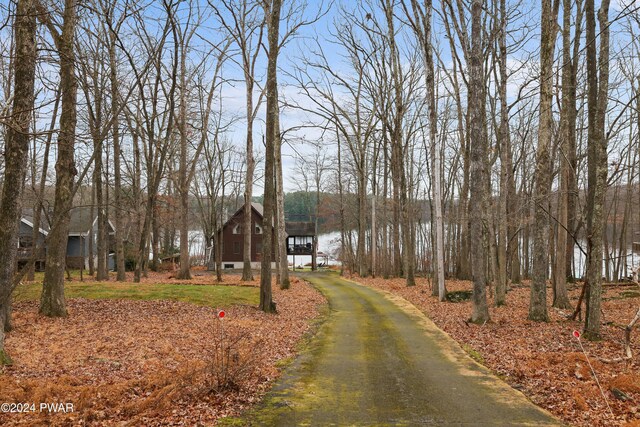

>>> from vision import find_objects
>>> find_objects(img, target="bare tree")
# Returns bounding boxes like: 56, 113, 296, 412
173, 4, 228, 280
77, 26, 110, 281
403, 0, 446, 299
211, 0, 266, 282
102, 0, 129, 281
468, 0, 490, 323
553, 0, 582, 309
274, 103, 290, 287
0, 0, 37, 364
259, 0, 281, 313
119, 1, 179, 283
584, 0, 610, 339
38, 0, 79, 317
529, 0, 559, 322
288, 10, 376, 277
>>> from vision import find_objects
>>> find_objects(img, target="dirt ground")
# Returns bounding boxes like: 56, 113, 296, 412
0, 273, 326, 426
354, 275, 640, 427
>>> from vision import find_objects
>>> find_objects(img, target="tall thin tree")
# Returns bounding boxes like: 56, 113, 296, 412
469, 0, 490, 323
529, 0, 559, 322
259, 0, 281, 313
0, 0, 37, 364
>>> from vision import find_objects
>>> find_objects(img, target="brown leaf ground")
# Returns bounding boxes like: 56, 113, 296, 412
0, 273, 326, 426
353, 275, 640, 427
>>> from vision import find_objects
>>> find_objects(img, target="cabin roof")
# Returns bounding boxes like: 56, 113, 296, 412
285, 221, 316, 236
218, 203, 315, 237
68, 206, 116, 236
251, 202, 263, 216
20, 217, 49, 236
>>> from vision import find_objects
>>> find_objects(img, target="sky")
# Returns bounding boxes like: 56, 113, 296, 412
2, 0, 638, 194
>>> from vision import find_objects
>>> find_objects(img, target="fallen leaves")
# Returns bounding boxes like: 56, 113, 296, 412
0, 274, 326, 426
354, 275, 640, 427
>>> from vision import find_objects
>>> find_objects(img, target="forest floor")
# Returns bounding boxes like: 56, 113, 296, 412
353, 274, 640, 427
0, 270, 326, 426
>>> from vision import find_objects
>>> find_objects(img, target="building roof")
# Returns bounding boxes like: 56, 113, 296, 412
218, 202, 315, 237
251, 202, 263, 216
20, 217, 49, 236
68, 206, 115, 236
218, 202, 264, 234
285, 221, 316, 236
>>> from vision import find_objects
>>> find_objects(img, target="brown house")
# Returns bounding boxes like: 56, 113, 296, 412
208, 203, 316, 270
210, 203, 273, 270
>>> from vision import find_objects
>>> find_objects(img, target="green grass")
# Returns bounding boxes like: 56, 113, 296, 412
12, 280, 259, 308
462, 344, 485, 364
445, 290, 473, 303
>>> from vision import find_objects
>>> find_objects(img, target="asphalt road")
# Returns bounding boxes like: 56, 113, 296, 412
237, 272, 562, 426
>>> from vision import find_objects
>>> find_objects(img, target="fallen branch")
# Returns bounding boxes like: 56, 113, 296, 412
570, 280, 588, 321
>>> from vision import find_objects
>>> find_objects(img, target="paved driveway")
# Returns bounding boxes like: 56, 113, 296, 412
234, 272, 561, 426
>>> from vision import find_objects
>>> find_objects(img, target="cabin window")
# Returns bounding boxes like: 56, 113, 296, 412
233, 241, 241, 254
255, 225, 262, 234
224, 264, 234, 269
233, 224, 243, 234
18, 236, 33, 248
256, 242, 262, 254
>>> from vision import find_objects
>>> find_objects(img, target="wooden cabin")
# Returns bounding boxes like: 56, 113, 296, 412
209, 203, 273, 270
207, 203, 317, 270
17, 216, 48, 271
18, 207, 117, 271
66, 207, 116, 270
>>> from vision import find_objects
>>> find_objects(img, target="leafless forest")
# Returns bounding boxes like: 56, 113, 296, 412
1, 0, 640, 365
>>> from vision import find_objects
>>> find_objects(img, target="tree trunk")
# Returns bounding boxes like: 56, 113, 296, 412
88, 190, 95, 276
384, 0, 414, 286
109, 27, 126, 281
242, 82, 255, 281
565, 0, 582, 281
529, 0, 558, 322
584, 0, 610, 340
0, 0, 37, 364
553, 0, 577, 309
495, 0, 509, 306
177, 38, 191, 280
29, 91, 57, 281
407, 0, 445, 296
40, 0, 78, 318
275, 105, 290, 288
426, 2, 445, 299
94, 116, 108, 281
469, 0, 490, 323
337, 129, 347, 276
358, 171, 368, 277
259, 0, 281, 313
371, 190, 376, 278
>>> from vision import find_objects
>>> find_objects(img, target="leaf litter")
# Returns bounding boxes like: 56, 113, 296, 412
0, 274, 325, 426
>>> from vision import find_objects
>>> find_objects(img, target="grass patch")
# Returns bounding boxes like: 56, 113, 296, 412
462, 344, 485, 364
446, 290, 473, 303
603, 289, 640, 301
12, 281, 259, 308
620, 290, 640, 299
